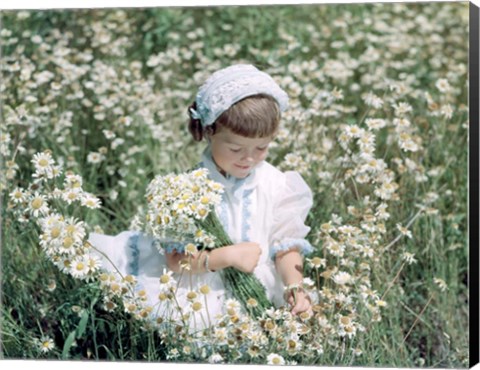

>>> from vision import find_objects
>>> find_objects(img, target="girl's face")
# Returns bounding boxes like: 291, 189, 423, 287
208, 128, 273, 179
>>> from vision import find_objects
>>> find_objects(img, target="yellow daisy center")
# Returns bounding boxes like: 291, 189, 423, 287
192, 302, 202, 311
63, 237, 74, 248
199, 285, 210, 295
160, 274, 170, 284
340, 316, 351, 326
31, 198, 43, 209
50, 227, 61, 238
66, 225, 76, 234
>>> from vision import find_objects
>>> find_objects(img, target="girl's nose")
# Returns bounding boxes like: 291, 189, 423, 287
242, 152, 255, 162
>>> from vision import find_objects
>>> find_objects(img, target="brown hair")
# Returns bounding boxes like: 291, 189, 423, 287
188, 94, 281, 141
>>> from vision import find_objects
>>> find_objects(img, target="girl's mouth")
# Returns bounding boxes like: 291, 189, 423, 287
235, 164, 250, 170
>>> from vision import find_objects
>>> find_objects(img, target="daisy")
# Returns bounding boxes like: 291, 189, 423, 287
434, 277, 448, 292
267, 353, 285, 365
86, 254, 102, 273
9, 187, 28, 204
102, 130, 116, 141
393, 117, 411, 129
333, 271, 353, 285
374, 181, 398, 200
81, 193, 101, 209
87, 151, 105, 164
159, 268, 176, 291
70, 257, 90, 279
31, 151, 55, 175
208, 353, 224, 364
246, 298, 258, 308
190, 301, 203, 312
225, 298, 242, 314
213, 327, 228, 343
331, 87, 344, 100
36, 336, 55, 353
392, 102, 413, 117
124, 300, 138, 315
338, 316, 357, 338
441, 104, 454, 119
166, 348, 180, 360
307, 256, 326, 269
376, 299, 388, 307
365, 118, 387, 130
375, 203, 390, 220
62, 189, 82, 204
286, 337, 302, 355
402, 252, 417, 265
28, 193, 49, 217
46, 279, 57, 292
64, 218, 86, 243
325, 238, 345, 257
64, 173, 83, 189
396, 223, 412, 239
199, 284, 211, 295
435, 78, 451, 93
102, 297, 117, 312
362, 92, 383, 109
344, 125, 363, 138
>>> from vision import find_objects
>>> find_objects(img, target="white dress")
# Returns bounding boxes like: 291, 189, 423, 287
88, 146, 313, 331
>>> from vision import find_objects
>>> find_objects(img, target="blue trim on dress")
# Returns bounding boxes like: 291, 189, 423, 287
241, 188, 254, 242
127, 232, 140, 276
270, 238, 314, 260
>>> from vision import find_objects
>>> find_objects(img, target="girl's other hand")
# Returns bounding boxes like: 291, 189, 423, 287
165, 250, 186, 272
225, 242, 261, 273
285, 288, 312, 316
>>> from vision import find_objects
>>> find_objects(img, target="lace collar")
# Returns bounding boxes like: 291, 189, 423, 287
199, 145, 260, 200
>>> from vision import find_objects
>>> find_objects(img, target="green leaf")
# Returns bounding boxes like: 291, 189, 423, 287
76, 310, 89, 338
62, 331, 76, 359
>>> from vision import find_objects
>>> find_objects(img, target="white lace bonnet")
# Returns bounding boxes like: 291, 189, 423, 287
189, 64, 289, 127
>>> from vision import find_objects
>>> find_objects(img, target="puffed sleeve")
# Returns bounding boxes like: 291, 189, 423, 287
269, 171, 314, 260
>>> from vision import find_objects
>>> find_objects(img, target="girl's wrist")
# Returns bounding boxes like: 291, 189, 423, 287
208, 246, 231, 271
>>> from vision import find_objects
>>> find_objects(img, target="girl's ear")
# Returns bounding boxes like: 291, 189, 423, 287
204, 126, 215, 143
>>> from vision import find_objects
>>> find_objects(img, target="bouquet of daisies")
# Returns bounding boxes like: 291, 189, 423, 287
144, 168, 272, 318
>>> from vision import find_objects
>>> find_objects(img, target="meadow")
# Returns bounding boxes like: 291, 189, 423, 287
0, 2, 470, 367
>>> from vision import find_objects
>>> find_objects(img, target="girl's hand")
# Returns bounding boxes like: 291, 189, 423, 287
224, 242, 261, 273
285, 287, 312, 315
165, 250, 187, 272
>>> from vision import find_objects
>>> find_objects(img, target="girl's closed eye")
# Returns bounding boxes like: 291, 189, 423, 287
230, 148, 241, 153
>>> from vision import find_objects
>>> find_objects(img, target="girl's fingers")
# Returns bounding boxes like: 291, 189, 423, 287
287, 295, 294, 306
291, 295, 312, 315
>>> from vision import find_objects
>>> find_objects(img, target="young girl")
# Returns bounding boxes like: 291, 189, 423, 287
89, 64, 314, 330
